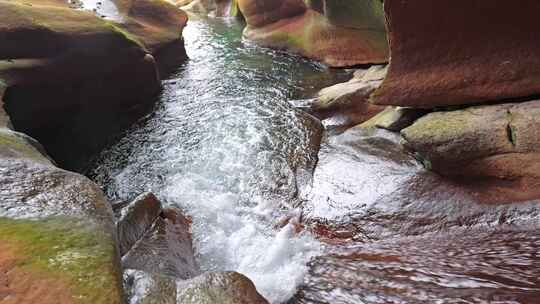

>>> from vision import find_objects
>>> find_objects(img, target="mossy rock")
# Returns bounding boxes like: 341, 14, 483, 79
0, 217, 124, 304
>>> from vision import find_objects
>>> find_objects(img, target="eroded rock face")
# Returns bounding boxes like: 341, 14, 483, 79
373, 0, 540, 108
0, 129, 124, 303
0, 0, 187, 170
237, 0, 388, 67
178, 0, 240, 17
402, 101, 540, 202
309, 65, 387, 128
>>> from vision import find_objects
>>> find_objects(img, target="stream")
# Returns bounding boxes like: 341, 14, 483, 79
89, 17, 349, 303
89, 17, 540, 304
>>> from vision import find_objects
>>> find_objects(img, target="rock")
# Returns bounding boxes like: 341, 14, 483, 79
237, 0, 388, 67
0, 130, 124, 303
373, 0, 540, 108
179, 0, 240, 17
0, 0, 161, 170
310, 65, 387, 126
359, 106, 429, 132
124, 269, 178, 304
0, 80, 11, 129
122, 207, 199, 279
112, 0, 189, 74
401, 100, 540, 201
117, 192, 163, 256
176, 271, 269, 304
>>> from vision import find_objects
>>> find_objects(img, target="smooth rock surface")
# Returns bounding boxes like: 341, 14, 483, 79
179, 0, 240, 17
309, 65, 387, 127
0, 129, 124, 303
237, 0, 388, 67
359, 106, 429, 132
176, 271, 269, 304
373, 0, 540, 107
0, 0, 162, 170
402, 100, 540, 202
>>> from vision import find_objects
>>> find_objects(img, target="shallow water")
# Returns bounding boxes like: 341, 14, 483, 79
89, 17, 349, 303
89, 17, 540, 304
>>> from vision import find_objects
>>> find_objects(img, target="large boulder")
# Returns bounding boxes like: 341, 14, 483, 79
373, 0, 540, 108
237, 0, 388, 67
0, 128, 124, 304
401, 100, 540, 201
0, 0, 186, 170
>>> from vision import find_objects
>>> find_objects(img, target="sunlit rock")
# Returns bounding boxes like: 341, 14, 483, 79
237, 0, 388, 67
373, 0, 540, 107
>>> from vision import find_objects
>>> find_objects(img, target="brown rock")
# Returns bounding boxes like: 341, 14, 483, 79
310, 65, 387, 126
373, 0, 540, 108
117, 192, 163, 256
122, 207, 199, 279
237, 0, 388, 67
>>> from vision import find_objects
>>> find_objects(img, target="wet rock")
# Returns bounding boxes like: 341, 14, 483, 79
124, 270, 178, 304
0, 132, 124, 303
117, 192, 163, 256
401, 100, 540, 202
112, 0, 189, 75
176, 271, 269, 304
237, 0, 388, 67
0, 0, 161, 170
178, 0, 240, 17
0, 81, 11, 129
359, 106, 429, 132
122, 207, 199, 279
373, 0, 540, 108
309, 65, 387, 127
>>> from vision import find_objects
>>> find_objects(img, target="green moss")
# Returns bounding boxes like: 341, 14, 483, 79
0, 129, 46, 160
0, 217, 123, 304
107, 22, 147, 50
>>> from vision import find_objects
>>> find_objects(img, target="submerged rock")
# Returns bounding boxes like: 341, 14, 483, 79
237, 0, 388, 67
309, 65, 387, 127
373, 0, 540, 108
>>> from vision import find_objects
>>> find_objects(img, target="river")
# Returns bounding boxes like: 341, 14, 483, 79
89, 17, 540, 304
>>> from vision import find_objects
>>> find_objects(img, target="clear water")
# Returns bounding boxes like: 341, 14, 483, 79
89, 17, 350, 303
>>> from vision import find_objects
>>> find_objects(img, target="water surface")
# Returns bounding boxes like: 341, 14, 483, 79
90, 17, 349, 303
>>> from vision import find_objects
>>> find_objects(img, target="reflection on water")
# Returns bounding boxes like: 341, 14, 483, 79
89, 17, 349, 303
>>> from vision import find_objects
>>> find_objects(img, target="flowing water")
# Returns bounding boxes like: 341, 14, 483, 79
89, 17, 540, 304
89, 17, 350, 303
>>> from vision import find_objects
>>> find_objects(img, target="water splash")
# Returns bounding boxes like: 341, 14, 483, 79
89, 17, 349, 303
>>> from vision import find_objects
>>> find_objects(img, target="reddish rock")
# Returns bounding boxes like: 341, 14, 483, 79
374, 0, 540, 108
237, 0, 388, 67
